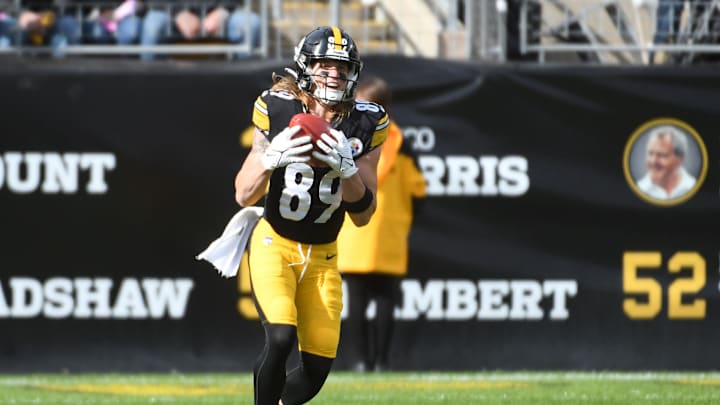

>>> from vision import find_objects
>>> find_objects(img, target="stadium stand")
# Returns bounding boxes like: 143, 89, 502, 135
0, 0, 718, 63
520, 0, 720, 63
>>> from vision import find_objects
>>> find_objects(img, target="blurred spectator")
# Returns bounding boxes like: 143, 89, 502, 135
651, 0, 713, 63
653, 0, 683, 46
337, 76, 427, 373
137, 2, 260, 60
81, 0, 143, 45
0, 1, 14, 47
0, 0, 79, 57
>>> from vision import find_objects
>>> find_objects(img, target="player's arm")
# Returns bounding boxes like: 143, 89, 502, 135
235, 125, 312, 207
313, 127, 381, 227
342, 147, 380, 226
234, 128, 273, 207
342, 108, 389, 225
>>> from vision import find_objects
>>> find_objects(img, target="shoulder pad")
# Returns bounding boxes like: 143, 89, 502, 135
252, 90, 304, 134
353, 100, 390, 149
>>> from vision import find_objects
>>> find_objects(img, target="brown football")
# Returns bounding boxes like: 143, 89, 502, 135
289, 113, 332, 167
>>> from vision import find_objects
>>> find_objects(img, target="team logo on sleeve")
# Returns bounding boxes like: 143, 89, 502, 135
348, 137, 363, 157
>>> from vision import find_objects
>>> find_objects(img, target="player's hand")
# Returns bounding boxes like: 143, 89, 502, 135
261, 126, 313, 171
312, 128, 358, 179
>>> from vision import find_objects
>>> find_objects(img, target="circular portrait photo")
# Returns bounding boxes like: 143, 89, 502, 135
623, 118, 707, 206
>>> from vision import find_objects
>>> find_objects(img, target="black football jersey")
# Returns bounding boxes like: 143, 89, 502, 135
252, 89, 389, 244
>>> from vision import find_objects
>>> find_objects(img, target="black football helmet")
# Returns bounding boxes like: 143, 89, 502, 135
293, 26, 363, 105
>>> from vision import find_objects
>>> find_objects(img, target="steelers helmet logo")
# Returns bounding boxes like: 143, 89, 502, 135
348, 137, 363, 157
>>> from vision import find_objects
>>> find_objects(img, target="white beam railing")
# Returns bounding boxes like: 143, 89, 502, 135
519, 0, 720, 64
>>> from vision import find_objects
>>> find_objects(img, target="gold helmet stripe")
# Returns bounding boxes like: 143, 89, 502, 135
331, 26, 343, 51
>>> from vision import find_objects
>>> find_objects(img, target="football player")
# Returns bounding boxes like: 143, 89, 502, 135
234, 26, 389, 405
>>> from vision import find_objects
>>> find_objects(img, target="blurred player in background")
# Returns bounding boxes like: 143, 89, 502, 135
338, 76, 427, 372
233, 26, 388, 404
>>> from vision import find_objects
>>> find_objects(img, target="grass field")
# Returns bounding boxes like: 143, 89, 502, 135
1, 371, 720, 404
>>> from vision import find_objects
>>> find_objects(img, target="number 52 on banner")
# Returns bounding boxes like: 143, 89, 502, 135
623, 251, 706, 320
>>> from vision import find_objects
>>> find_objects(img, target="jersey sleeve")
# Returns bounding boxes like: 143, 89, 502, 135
346, 101, 389, 158
252, 92, 271, 134
371, 111, 390, 148
252, 90, 305, 139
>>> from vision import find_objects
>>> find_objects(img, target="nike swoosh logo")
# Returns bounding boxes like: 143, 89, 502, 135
326, 254, 337, 260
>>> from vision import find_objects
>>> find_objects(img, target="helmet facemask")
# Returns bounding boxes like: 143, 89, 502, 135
293, 27, 363, 106
307, 60, 361, 105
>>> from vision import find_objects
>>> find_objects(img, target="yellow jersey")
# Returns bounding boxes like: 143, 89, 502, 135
337, 120, 426, 276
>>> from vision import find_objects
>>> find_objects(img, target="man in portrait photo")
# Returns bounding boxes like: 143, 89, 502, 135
636, 126, 697, 200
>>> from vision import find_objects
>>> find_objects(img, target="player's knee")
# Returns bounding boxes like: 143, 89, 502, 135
301, 354, 333, 400
302, 352, 334, 383
281, 353, 334, 405
266, 324, 297, 353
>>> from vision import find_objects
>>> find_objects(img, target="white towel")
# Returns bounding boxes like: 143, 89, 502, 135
196, 206, 264, 278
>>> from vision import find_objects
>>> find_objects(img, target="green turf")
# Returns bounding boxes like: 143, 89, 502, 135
1, 372, 719, 404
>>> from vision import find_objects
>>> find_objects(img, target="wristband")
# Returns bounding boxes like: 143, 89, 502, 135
342, 187, 373, 213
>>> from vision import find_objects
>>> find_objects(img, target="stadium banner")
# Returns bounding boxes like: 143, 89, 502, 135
0, 57, 718, 372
